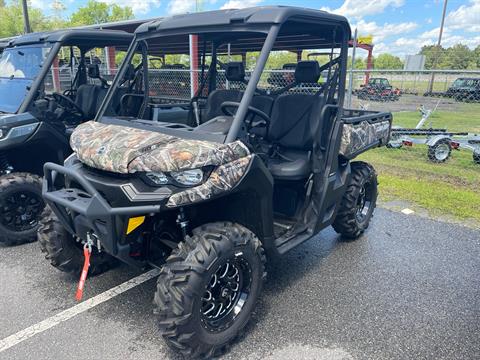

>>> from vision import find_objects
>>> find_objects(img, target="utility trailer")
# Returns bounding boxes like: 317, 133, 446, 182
387, 105, 480, 164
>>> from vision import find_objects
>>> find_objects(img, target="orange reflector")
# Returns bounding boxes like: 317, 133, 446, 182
126, 216, 145, 235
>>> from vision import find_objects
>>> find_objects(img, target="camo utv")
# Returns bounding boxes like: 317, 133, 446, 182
40, 7, 392, 358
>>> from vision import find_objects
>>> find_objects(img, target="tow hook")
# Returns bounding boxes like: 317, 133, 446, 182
75, 234, 94, 301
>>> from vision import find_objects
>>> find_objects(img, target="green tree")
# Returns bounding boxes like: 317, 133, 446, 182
69, 0, 133, 27
441, 44, 474, 69
373, 53, 403, 69
473, 46, 480, 69
419, 45, 446, 69
0, 0, 54, 38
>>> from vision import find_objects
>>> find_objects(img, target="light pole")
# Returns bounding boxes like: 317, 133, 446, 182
21, 0, 32, 33
427, 0, 448, 93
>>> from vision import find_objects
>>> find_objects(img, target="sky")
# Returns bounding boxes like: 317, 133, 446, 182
32, 0, 480, 58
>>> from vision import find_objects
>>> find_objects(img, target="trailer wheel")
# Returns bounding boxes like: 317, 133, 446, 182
386, 134, 403, 149
428, 139, 451, 163
154, 222, 265, 359
473, 151, 480, 165
333, 162, 378, 240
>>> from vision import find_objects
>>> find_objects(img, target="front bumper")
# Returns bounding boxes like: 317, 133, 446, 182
43, 162, 162, 265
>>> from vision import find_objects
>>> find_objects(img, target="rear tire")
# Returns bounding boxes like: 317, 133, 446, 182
38, 206, 116, 275
428, 139, 451, 163
0, 173, 44, 246
333, 162, 378, 240
154, 222, 266, 359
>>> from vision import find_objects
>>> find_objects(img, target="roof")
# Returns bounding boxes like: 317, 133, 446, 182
137, 6, 350, 36
5, 29, 133, 48
75, 17, 158, 34
136, 6, 351, 55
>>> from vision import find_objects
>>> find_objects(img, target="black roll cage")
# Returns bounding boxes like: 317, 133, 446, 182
95, 8, 351, 144
2, 30, 133, 114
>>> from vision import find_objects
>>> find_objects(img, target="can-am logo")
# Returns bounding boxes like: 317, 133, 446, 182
97, 146, 106, 155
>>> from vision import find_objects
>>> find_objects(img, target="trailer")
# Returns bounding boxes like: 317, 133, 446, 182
387, 104, 480, 164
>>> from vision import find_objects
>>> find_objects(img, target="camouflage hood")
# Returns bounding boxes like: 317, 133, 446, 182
70, 121, 250, 174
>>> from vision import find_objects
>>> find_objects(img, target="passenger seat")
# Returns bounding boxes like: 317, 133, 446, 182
266, 61, 325, 180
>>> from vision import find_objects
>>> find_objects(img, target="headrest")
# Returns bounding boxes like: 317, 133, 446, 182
87, 64, 100, 79
225, 62, 245, 82
294, 61, 321, 84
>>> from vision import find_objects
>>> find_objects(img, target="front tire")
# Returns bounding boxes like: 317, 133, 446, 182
0, 173, 44, 246
154, 222, 266, 359
38, 206, 116, 275
333, 162, 378, 239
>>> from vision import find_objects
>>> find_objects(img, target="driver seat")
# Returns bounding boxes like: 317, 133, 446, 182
75, 64, 106, 120
204, 62, 273, 122
266, 61, 323, 180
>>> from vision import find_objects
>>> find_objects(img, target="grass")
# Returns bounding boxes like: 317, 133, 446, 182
357, 102, 480, 225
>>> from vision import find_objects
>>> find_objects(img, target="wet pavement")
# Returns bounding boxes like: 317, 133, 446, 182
0, 208, 478, 360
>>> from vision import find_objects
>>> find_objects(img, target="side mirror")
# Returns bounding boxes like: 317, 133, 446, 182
87, 64, 101, 79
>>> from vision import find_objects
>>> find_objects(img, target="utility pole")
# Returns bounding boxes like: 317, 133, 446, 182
427, 0, 448, 93
21, 0, 32, 33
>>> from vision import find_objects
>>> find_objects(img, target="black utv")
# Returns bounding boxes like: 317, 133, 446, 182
41, 6, 392, 358
446, 77, 480, 102
0, 29, 132, 245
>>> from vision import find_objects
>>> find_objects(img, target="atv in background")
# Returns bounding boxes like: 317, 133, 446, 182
446, 78, 480, 102
0, 29, 132, 245
356, 77, 401, 102
41, 7, 392, 358
424, 77, 480, 103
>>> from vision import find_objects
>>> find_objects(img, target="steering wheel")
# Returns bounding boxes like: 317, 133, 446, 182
52, 93, 85, 120
220, 101, 270, 130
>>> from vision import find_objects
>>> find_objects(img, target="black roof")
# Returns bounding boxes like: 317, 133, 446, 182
5, 29, 133, 49
136, 6, 351, 55
75, 18, 158, 34
137, 6, 350, 34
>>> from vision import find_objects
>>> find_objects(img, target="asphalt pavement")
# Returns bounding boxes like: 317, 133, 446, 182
0, 208, 478, 360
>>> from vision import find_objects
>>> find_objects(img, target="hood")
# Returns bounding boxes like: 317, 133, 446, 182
70, 121, 250, 174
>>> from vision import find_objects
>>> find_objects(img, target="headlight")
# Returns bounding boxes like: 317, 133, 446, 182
0, 123, 38, 142
171, 169, 204, 186
0, 129, 3, 139
146, 172, 169, 185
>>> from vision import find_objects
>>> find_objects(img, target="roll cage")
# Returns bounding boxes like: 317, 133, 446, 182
95, 6, 351, 144
3, 30, 132, 114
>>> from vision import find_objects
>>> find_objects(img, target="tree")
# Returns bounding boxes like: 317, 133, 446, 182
69, 0, 133, 27
0, 0, 55, 38
419, 45, 446, 69
373, 53, 403, 70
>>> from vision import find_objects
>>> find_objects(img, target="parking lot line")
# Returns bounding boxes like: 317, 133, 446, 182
0, 268, 160, 353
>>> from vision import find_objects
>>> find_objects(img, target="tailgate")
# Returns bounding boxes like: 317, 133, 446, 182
339, 109, 393, 159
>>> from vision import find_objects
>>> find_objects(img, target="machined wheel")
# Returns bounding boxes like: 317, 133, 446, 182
0, 173, 44, 245
154, 222, 265, 359
333, 161, 378, 239
428, 139, 451, 163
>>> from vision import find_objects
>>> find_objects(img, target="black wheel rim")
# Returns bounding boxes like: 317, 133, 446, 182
0, 190, 44, 231
356, 182, 373, 222
201, 255, 252, 332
